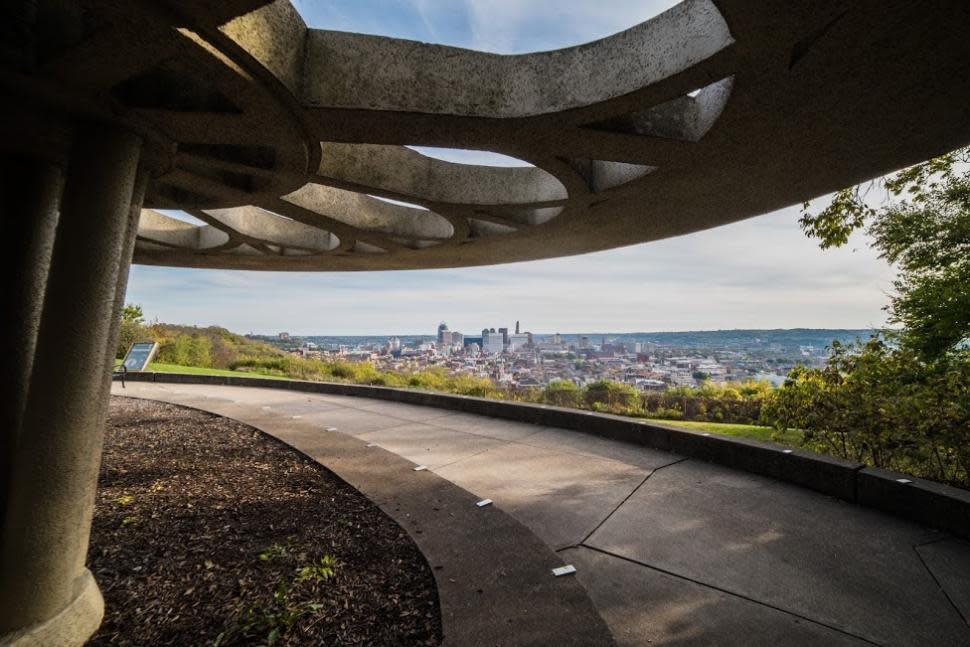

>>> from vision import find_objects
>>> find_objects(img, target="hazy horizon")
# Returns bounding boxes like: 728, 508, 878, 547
163, 323, 881, 339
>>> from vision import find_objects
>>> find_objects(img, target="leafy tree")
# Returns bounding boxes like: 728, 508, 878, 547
800, 147, 970, 358
768, 148, 970, 486
187, 335, 211, 367
116, 303, 147, 358
121, 303, 144, 324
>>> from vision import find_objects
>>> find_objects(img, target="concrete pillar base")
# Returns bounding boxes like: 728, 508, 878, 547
0, 570, 103, 647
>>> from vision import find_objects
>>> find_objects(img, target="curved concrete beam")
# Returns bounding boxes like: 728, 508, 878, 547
7, 1, 970, 271
316, 143, 568, 205
303, 0, 732, 117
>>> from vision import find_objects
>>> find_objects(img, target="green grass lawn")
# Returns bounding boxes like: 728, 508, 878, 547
146, 363, 294, 380
643, 418, 804, 447
115, 358, 282, 379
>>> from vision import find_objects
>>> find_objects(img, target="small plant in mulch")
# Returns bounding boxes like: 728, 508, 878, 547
295, 555, 339, 584
217, 549, 343, 646
258, 543, 290, 562
217, 582, 319, 647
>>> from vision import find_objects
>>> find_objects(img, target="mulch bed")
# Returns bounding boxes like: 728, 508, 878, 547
87, 397, 442, 646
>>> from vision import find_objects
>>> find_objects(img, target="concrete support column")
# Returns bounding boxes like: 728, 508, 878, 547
0, 155, 63, 541
0, 125, 143, 646
97, 167, 149, 411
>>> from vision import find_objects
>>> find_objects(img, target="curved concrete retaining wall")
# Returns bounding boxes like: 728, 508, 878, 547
121, 372, 970, 541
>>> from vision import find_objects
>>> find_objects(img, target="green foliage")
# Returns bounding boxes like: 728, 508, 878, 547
651, 406, 684, 420
216, 548, 339, 647
146, 324, 282, 370
800, 147, 970, 358
121, 303, 144, 324
542, 379, 582, 408
188, 335, 211, 367
115, 304, 151, 358
798, 188, 875, 249
584, 380, 639, 413
642, 381, 771, 425
294, 555, 338, 584
156, 334, 212, 367
234, 581, 315, 647
647, 417, 800, 445
762, 337, 970, 487
792, 146, 970, 487
258, 544, 289, 562
116, 318, 147, 359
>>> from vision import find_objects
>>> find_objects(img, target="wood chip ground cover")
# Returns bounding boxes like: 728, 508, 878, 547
88, 397, 442, 646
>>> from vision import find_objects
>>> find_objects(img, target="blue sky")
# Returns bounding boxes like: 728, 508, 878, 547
126, 0, 895, 336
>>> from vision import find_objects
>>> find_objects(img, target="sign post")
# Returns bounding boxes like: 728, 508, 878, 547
121, 341, 158, 372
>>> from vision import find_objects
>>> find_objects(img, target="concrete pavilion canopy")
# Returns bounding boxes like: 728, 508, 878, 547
7, 0, 970, 272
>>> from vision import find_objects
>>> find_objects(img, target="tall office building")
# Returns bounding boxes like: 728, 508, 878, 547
484, 336, 505, 355
508, 333, 529, 351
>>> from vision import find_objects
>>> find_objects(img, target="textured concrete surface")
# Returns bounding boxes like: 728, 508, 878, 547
916, 539, 970, 625
8, 2, 970, 271
425, 412, 547, 442
358, 423, 506, 469
560, 547, 866, 647
585, 461, 964, 646
438, 443, 652, 550
521, 426, 685, 470
116, 382, 970, 646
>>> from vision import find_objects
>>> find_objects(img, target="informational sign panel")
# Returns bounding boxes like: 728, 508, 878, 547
122, 342, 158, 372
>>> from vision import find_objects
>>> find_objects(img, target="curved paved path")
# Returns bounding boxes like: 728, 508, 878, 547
112, 381, 970, 647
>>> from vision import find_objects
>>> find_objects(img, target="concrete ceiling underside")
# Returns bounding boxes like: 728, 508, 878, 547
5, 0, 970, 271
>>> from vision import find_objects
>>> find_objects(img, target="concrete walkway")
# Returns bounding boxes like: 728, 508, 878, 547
112, 381, 970, 647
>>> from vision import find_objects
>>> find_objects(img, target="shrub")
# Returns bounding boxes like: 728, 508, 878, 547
584, 380, 639, 413
762, 338, 970, 487
543, 380, 582, 408
652, 407, 684, 420
640, 381, 769, 425
116, 319, 149, 359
